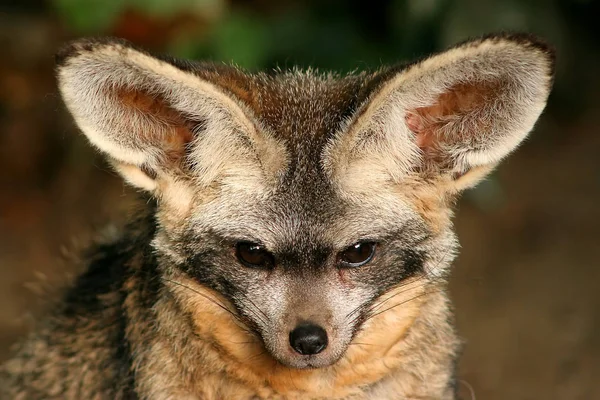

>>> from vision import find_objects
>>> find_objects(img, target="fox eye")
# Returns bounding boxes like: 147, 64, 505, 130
235, 242, 275, 269
339, 242, 376, 268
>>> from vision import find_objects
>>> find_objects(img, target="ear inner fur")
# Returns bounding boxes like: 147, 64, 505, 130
406, 80, 505, 172
56, 39, 288, 192
324, 34, 554, 191
114, 87, 195, 161
1, 34, 555, 400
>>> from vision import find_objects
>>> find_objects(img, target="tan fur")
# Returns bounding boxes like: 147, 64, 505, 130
132, 273, 451, 400
1, 34, 554, 400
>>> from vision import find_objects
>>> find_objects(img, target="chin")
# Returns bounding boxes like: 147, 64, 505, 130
268, 346, 346, 370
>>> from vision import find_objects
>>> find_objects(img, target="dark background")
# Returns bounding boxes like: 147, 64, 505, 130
1, 1, 599, 399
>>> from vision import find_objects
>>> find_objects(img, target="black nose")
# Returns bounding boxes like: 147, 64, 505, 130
289, 323, 328, 355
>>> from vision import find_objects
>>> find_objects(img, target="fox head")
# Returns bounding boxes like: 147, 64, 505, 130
56, 35, 554, 371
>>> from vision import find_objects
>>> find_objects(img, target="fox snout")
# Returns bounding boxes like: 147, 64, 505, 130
268, 321, 345, 369
289, 323, 328, 355
249, 272, 371, 369
278, 321, 335, 368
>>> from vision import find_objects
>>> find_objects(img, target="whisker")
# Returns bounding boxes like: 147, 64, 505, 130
235, 291, 270, 327
242, 293, 270, 322
347, 249, 451, 323
162, 278, 257, 337
365, 290, 441, 322
348, 342, 377, 347
226, 340, 257, 345
346, 278, 430, 328
367, 277, 429, 315
163, 278, 235, 316
236, 302, 268, 327
243, 349, 267, 364
345, 278, 422, 322
459, 379, 477, 400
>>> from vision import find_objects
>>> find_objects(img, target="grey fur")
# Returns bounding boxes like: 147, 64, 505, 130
1, 33, 554, 399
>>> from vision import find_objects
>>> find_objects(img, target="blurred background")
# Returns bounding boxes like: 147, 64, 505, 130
0, 0, 598, 398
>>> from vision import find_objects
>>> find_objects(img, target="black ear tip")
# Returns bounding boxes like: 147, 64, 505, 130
55, 37, 135, 67
491, 32, 555, 66
55, 41, 81, 67
485, 32, 552, 48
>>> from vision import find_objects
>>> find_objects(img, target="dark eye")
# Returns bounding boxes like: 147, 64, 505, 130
235, 242, 275, 269
339, 242, 376, 268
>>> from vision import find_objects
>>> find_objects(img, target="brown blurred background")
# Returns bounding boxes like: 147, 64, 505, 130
0, 0, 599, 399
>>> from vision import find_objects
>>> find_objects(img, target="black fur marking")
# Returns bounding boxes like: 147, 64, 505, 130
182, 248, 223, 289
401, 249, 426, 276
55, 37, 132, 67
46, 206, 159, 398
277, 245, 332, 273
42, 33, 553, 396
62, 242, 128, 317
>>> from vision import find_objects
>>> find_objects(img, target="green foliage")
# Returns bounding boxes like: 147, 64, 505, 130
52, 0, 596, 132
43, 0, 599, 211
54, 0, 124, 33
52, 0, 576, 74
210, 11, 271, 69
52, 0, 569, 69
53, 0, 223, 34
130, 0, 222, 18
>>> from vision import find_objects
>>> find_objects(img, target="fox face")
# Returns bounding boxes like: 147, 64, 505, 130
56, 35, 554, 375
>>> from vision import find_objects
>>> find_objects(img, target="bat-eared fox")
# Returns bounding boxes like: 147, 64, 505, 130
1, 33, 554, 399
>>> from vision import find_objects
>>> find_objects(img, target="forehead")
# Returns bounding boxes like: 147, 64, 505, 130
195, 66, 373, 152
181, 68, 427, 245
250, 74, 361, 203
247, 71, 372, 177
247, 73, 388, 232
249, 72, 366, 136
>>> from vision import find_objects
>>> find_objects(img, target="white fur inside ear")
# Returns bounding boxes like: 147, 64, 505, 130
447, 164, 495, 192
58, 44, 241, 166
76, 119, 151, 166
329, 35, 554, 188
393, 38, 553, 172
113, 162, 158, 191
57, 39, 273, 192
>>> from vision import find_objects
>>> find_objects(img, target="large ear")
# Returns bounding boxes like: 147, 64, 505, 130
56, 38, 284, 192
326, 34, 555, 192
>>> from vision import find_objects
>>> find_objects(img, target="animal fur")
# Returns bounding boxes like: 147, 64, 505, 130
0, 33, 554, 399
